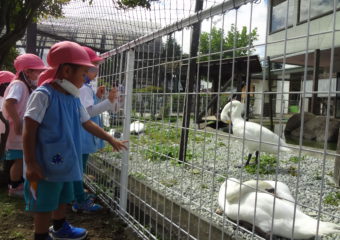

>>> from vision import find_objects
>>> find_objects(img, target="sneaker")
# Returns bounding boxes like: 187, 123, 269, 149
49, 221, 87, 240
84, 192, 97, 201
72, 198, 103, 213
8, 183, 24, 197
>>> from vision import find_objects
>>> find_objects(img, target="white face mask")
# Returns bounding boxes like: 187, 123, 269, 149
22, 72, 37, 90
55, 79, 80, 97
31, 79, 38, 87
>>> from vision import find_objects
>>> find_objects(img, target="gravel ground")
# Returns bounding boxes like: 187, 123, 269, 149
98, 124, 340, 240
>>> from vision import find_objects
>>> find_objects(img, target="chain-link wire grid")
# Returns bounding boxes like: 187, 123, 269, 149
85, 0, 340, 239
25, 0, 230, 53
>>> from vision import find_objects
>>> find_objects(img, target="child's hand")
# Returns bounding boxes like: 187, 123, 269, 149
108, 88, 118, 103
96, 85, 106, 98
26, 162, 44, 182
110, 138, 128, 152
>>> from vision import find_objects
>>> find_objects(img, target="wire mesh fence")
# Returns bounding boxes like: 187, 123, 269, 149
83, 0, 340, 239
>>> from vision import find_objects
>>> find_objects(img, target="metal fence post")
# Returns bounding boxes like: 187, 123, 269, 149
120, 49, 135, 214
335, 128, 340, 186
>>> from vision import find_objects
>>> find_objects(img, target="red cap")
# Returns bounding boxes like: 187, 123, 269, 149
82, 46, 103, 63
14, 54, 47, 77
0, 71, 15, 84
39, 41, 95, 86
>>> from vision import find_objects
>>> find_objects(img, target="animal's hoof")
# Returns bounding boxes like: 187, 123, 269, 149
235, 164, 244, 168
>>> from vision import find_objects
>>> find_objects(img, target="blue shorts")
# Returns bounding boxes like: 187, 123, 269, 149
5, 149, 23, 160
24, 180, 74, 212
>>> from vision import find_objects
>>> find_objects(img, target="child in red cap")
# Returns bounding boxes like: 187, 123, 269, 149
23, 41, 127, 240
0, 71, 15, 108
72, 46, 118, 213
0, 70, 15, 184
2, 54, 46, 197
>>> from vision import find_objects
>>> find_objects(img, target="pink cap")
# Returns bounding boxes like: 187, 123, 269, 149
14, 54, 47, 76
82, 46, 103, 63
37, 68, 56, 86
38, 41, 95, 86
0, 71, 15, 84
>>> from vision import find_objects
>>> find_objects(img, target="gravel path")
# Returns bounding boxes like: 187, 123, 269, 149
99, 124, 340, 240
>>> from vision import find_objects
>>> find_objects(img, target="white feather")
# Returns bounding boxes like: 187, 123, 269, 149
221, 100, 291, 154
130, 121, 145, 134
218, 178, 340, 239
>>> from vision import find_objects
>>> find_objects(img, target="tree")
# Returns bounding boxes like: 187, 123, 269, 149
0, 0, 157, 69
199, 25, 258, 61
2, 47, 19, 73
116, 0, 156, 9
0, 0, 70, 68
161, 36, 182, 62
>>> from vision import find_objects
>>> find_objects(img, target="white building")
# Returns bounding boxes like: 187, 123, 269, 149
263, 0, 340, 117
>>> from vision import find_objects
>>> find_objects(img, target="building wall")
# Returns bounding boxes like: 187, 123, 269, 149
267, 6, 340, 62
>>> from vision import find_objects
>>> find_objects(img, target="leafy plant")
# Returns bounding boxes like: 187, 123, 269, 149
323, 192, 340, 206
143, 144, 180, 162
134, 85, 163, 93
244, 154, 277, 174
288, 165, 298, 176
216, 176, 226, 183
289, 156, 305, 163
159, 103, 171, 118
130, 172, 147, 181
116, 0, 156, 9
0, 0, 71, 67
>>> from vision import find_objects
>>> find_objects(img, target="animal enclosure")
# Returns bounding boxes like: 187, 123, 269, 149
78, 0, 340, 239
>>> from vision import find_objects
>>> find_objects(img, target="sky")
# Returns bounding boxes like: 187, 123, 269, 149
35, 0, 270, 62
51, 0, 269, 55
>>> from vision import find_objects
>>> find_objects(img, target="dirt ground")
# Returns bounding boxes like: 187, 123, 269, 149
0, 186, 140, 240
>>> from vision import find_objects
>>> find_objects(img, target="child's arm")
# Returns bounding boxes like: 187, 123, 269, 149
23, 117, 44, 181
82, 120, 128, 151
3, 99, 21, 135
86, 88, 118, 117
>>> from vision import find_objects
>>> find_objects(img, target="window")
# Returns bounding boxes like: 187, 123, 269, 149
299, 0, 340, 22
271, 0, 295, 33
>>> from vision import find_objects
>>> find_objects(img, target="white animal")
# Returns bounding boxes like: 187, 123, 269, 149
218, 178, 340, 239
221, 100, 291, 166
130, 121, 145, 134
101, 111, 111, 128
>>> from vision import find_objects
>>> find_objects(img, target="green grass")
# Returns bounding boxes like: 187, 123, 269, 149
244, 154, 278, 175
130, 122, 201, 163
216, 176, 226, 183
142, 144, 180, 162
289, 156, 305, 163
324, 192, 340, 206
130, 172, 147, 181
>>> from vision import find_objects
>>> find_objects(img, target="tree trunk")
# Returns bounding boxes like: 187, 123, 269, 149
0, 0, 43, 67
